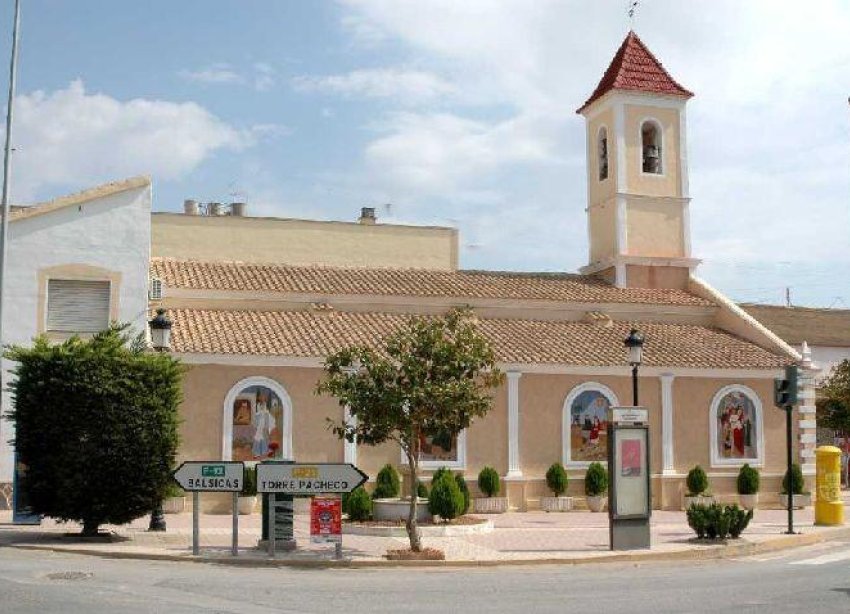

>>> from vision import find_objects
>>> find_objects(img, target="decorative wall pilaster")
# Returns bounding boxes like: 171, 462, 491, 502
798, 342, 818, 476
660, 373, 675, 474
343, 405, 357, 466
506, 371, 523, 478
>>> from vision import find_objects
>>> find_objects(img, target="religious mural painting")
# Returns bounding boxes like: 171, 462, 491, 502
230, 384, 284, 462
419, 429, 458, 463
569, 389, 611, 462
715, 390, 757, 460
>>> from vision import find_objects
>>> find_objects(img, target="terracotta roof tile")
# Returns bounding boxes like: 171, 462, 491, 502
151, 258, 713, 307
577, 31, 693, 113
168, 308, 787, 370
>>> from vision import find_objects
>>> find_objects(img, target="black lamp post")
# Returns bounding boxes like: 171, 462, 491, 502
624, 328, 644, 406
148, 308, 172, 532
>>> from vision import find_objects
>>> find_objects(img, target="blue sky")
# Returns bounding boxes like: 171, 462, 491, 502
1, 0, 848, 308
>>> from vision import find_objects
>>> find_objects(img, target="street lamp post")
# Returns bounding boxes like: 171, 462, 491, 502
148, 308, 172, 532
624, 329, 644, 406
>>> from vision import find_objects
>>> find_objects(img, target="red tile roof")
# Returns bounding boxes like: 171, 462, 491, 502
577, 31, 693, 113
167, 308, 787, 369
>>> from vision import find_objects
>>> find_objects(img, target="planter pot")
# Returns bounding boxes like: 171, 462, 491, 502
237, 495, 257, 515
586, 495, 607, 513
373, 498, 431, 523
738, 493, 759, 510
683, 495, 716, 510
473, 497, 509, 514
541, 496, 573, 512
162, 496, 186, 514
780, 493, 811, 509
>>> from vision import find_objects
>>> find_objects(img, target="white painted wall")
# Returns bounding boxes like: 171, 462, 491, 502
0, 183, 152, 482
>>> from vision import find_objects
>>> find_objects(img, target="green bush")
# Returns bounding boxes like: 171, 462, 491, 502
686, 465, 709, 496
545, 463, 569, 497
346, 486, 372, 521
241, 466, 257, 496
372, 463, 401, 499
431, 467, 452, 484
428, 472, 464, 521
165, 481, 185, 499
736, 464, 760, 495
782, 463, 806, 495
477, 466, 500, 498
5, 326, 182, 536
416, 480, 429, 499
686, 503, 753, 540
455, 474, 470, 514
584, 462, 608, 497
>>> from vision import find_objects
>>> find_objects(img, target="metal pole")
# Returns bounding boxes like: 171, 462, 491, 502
632, 365, 639, 406
335, 541, 342, 560
0, 0, 21, 477
267, 493, 276, 557
231, 491, 238, 556
785, 406, 794, 534
192, 491, 200, 555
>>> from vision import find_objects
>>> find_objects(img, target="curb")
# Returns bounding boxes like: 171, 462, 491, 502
8, 525, 850, 569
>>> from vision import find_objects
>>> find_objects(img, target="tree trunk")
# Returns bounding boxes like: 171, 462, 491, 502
81, 518, 99, 537
405, 435, 422, 552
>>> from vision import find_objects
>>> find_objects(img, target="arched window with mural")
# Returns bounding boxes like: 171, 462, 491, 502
598, 126, 609, 181
640, 119, 663, 174
709, 385, 764, 467
222, 376, 293, 462
562, 382, 619, 466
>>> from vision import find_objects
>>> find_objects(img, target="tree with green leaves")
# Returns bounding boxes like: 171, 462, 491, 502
5, 325, 182, 536
818, 359, 850, 482
317, 307, 502, 552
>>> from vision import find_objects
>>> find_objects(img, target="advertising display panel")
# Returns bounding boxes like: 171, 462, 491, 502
310, 497, 342, 544
610, 426, 650, 520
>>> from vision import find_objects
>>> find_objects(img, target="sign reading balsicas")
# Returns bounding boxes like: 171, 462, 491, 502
257, 463, 368, 495
172, 461, 244, 492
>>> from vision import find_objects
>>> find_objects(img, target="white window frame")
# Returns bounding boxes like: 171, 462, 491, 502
402, 429, 467, 470
45, 277, 112, 334
222, 376, 293, 463
709, 384, 764, 468
562, 382, 619, 468
597, 124, 609, 182
638, 118, 665, 177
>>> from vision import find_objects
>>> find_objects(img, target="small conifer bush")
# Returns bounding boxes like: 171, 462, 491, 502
372, 463, 401, 499
545, 462, 569, 497
431, 466, 452, 484
736, 464, 760, 495
428, 472, 464, 521
346, 486, 372, 521
686, 465, 709, 496
782, 463, 806, 495
584, 462, 608, 497
416, 480, 429, 499
455, 473, 471, 514
477, 466, 500, 498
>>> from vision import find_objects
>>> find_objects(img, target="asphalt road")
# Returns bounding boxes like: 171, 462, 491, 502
1, 540, 850, 613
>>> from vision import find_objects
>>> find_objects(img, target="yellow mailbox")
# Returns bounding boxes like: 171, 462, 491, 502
815, 446, 844, 526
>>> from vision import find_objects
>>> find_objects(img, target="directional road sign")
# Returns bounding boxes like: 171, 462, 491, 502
173, 461, 244, 492
257, 463, 368, 495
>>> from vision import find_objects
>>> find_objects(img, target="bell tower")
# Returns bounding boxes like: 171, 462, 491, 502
577, 31, 699, 289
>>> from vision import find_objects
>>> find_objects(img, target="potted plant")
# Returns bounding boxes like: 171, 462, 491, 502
736, 463, 760, 510
473, 466, 509, 513
684, 465, 714, 509
162, 482, 186, 514
371, 463, 401, 499
584, 462, 608, 512
428, 471, 465, 523
781, 463, 811, 509
238, 465, 257, 515
542, 462, 572, 512
372, 464, 430, 522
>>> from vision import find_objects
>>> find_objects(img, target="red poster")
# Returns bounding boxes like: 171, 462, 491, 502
310, 497, 342, 543
621, 439, 642, 477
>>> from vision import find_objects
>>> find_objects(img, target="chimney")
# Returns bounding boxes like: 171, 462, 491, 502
208, 202, 223, 216
358, 207, 376, 225
230, 202, 247, 217
183, 199, 199, 215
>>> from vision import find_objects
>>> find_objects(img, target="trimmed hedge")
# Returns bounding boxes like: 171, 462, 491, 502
372, 463, 401, 499
428, 472, 464, 521
416, 480, 429, 499
686, 465, 709, 496
736, 464, 760, 495
477, 466, 500, 497
584, 462, 608, 497
687, 503, 753, 540
346, 486, 372, 521
545, 463, 569, 497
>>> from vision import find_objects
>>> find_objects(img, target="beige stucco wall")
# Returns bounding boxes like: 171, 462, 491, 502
626, 198, 684, 258
587, 108, 616, 205
152, 213, 459, 271
624, 104, 681, 197
588, 198, 617, 263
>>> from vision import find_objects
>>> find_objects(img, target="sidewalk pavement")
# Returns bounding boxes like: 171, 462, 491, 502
1, 508, 848, 567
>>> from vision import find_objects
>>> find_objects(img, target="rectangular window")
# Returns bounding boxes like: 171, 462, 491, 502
46, 279, 110, 333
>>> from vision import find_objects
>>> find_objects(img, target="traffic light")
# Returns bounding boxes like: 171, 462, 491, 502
773, 365, 799, 409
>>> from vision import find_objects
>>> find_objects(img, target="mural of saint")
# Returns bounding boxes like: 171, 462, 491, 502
569, 390, 611, 462
717, 391, 757, 460
230, 385, 284, 462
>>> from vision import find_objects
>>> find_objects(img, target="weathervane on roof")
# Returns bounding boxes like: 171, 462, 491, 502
628, 1, 639, 28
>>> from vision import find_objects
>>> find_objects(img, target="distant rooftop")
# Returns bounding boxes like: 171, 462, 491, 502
740, 303, 850, 348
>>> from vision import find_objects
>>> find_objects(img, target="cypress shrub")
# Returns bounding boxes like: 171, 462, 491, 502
782, 463, 806, 495
428, 472, 464, 521
545, 462, 569, 497
477, 466, 500, 498
455, 474, 471, 514
687, 503, 753, 540
346, 486, 372, 521
686, 465, 709, 496
416, 480, 429, 499
372, 463, 401, 499
431, 466, 452, 484
736, 464, 760, 495
584, 462, 608, 497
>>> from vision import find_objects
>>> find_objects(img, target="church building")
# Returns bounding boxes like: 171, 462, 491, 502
149, 32, 817, 511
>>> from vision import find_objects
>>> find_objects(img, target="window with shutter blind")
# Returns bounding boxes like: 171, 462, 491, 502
46, 279, 111, 333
